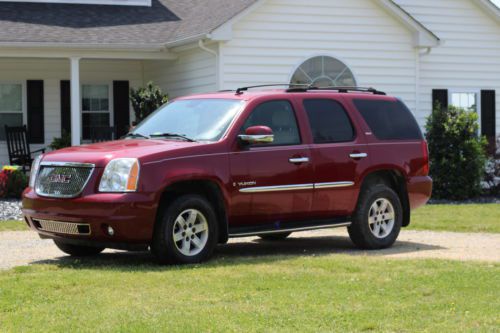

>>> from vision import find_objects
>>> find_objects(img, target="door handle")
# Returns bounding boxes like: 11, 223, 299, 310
289, 157, 309, 164
349, 153, 368, 159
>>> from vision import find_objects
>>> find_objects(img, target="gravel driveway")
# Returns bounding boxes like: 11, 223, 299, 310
1, 228, 499, 270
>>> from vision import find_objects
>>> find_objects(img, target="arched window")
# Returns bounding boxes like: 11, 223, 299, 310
290, 56, 356, 88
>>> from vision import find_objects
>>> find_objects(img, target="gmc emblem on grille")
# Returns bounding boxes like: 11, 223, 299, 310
48, 174, 72, 184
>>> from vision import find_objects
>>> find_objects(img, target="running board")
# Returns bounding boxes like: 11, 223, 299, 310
228, 219, 351, 238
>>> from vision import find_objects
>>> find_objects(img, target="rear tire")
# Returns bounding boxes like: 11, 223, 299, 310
54, 240, 104, 257
152, 195, 218, 265
348, 184, 402, 249
259, 232, 291, 241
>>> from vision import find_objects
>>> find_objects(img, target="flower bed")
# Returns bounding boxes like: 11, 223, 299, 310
0, 166, 28, 199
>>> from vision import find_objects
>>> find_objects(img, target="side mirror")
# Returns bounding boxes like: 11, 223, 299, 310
238, 126, 274, 145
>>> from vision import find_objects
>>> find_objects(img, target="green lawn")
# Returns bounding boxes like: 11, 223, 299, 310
0, 220, 27, 232
0, 255, 498, 332
410, 203, 500, 233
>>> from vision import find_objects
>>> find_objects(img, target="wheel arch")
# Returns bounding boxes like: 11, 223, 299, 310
155, 178, 229, 243
357, 168, 411, 227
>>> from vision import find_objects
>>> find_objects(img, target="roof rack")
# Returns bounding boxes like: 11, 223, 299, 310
235, 84, 308, 95
233, 84, 386, 96
286, 86, 386, 95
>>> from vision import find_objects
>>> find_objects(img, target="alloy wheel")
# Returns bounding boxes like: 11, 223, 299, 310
172, 209, 209, 256
368, 198, 395, 239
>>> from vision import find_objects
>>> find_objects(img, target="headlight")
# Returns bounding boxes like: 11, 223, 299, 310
29, 154, 43, 188
99, 158, 140, 192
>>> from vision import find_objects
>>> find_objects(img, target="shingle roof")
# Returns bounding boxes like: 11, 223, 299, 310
0, 0, 257, 47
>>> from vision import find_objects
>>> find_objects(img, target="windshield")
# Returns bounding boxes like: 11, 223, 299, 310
131, 99, 245, 142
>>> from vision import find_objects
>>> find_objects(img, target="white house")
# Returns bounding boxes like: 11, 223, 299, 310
0, 0, 498, 165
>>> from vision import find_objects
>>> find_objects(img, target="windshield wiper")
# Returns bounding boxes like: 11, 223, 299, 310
124, 132, 150, 139
149, 132, 197, 142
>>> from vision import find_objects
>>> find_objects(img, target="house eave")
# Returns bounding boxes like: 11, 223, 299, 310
474, 0, 500, 24
0, 42, 177, 60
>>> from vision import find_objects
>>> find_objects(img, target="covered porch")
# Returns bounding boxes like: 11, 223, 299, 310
0, 47, 177, 165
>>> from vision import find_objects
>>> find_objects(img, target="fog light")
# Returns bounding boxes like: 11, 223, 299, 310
107, 226, 115, 236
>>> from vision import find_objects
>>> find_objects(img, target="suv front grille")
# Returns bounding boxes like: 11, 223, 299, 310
35, 162, 94, 198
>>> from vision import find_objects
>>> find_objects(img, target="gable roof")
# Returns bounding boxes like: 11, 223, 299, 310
0, 0, 257, 48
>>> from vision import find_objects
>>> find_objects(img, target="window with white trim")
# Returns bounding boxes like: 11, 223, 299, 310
82, 84, 111, 141
290, 56, 357, 88
450, 91, 481, 132
450, 92, 478, 113
0, 83, 23, 140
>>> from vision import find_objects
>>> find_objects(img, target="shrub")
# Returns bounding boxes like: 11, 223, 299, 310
483, 135, 500, 196
425, 103, 487, 200
49, 130, 71, 150
0, 168, 28, 199
130, 81, 168, 122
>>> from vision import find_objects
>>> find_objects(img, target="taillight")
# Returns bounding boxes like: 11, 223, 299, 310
421, 140, 430, 176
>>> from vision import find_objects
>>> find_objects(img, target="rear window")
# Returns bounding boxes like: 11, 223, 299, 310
353, 99, 422, 140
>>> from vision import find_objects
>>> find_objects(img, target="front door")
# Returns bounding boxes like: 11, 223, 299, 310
229, 99, 314, 226
301, 97, 370, 218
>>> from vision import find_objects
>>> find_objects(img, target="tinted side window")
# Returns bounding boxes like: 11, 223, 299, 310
303, 99, 355, 143
353, 99, 423, 140
242, 100, 300, 145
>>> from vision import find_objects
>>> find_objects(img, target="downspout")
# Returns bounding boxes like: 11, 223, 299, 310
415, 47, 432, 117
198, 39, 219, 90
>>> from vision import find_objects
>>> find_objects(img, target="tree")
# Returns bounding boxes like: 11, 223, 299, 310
130, 82, 168, 122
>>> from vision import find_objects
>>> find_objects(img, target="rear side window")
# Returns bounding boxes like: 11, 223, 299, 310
242, 100, 301, 145
303, 99, 355, 143
353, 99, 422, 140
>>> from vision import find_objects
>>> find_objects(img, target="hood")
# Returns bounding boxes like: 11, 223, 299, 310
41, 139, 202, 167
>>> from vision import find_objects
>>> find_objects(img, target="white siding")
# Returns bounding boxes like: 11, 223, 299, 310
0, 58, 142, 166
395, 0, 500, 134
220, 0, 418, 115
143, 44, 218, 99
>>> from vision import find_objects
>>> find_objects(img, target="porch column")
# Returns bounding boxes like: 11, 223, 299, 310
70, 57, 81, 146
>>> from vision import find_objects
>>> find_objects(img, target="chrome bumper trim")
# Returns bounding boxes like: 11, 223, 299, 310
33, 218, 91, 235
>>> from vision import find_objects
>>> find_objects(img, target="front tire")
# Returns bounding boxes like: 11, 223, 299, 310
152, 195, 218, 265
348, 184, 402, 249
54, 240, 104, 257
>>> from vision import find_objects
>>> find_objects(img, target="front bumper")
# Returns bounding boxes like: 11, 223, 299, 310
22, 188, 158, 246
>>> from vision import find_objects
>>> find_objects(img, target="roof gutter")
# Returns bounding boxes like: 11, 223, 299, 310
0, 41, 167, 52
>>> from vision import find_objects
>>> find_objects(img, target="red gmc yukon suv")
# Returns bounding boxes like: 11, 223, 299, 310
22, 86, 432, 264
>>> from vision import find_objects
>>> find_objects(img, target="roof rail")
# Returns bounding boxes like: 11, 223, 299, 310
235, 84, 308, 95
286, 86, 386, 95
233, 84, 386, 96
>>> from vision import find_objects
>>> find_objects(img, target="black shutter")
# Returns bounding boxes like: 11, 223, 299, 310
27, 80, 44, 144
481, 90, 496, 152
60, 80, 71, 135
113, 80, 130, 138
432, 89, 448, 110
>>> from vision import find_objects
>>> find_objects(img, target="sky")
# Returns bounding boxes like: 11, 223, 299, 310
492, 0, 500, 8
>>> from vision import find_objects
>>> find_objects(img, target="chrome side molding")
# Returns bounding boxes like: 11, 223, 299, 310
239, 181, 354, 193
314, 181, 354, 189
239, 183, 314, 193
